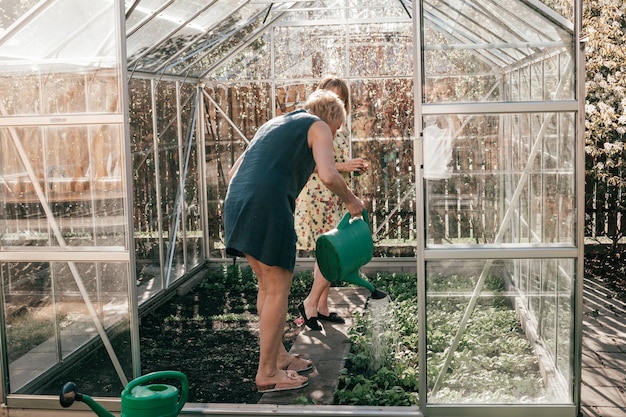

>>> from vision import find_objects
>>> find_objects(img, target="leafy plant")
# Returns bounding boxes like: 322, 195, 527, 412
337, 272, 548, 405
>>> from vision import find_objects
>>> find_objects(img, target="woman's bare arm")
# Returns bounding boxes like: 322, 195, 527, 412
308, 121, 364, 217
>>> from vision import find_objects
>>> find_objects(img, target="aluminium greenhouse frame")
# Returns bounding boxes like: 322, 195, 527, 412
0, 1, 584, 416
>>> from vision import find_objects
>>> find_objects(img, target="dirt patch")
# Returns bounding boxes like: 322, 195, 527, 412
40, 280, 304, 404
138, 289, 302, 404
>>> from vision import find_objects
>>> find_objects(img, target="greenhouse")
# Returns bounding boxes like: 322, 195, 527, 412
0, 0, 584, 416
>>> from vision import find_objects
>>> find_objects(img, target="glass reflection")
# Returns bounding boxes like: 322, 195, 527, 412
426, 258, 574, 404
424, 112, 576, 246
274, 26, 346, 79
0, 124, 126, 248
423, 0, 575, 102
2, 261, 132, 395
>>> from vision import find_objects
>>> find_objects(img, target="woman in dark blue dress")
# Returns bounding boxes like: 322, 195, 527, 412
224, 90, 365, 393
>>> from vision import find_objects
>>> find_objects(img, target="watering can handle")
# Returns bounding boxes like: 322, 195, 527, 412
337, 209, 370, 230
122, 371, 189, 414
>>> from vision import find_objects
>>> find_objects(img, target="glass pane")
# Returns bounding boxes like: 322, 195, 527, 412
423, 0, 575, 102
350, 23, 413, 77
274, 26, 347, 79
3, 262, 55, 372
127, 0, 266, 77
88, 74, 122, 113
180, 83, 203, 271
1, 0, 132, 399
3, 261, 132, 396
351, 78, 415, 253
179, 11, 268, 79
0, 0, 118, 76
511, 258, 574, 391
204, 82, 272, 256
0, 125, 126, 248
348, 0, 412, 19
426, 258, 574, 404
275, 82, 315, 116
424, 112, 576, 246
0, 72, 121, 116
539, 0, 575, 21
127, 0, 209, 66
129, 79, 163, 296
279, 0, 343, 21
155, 82, 182, 281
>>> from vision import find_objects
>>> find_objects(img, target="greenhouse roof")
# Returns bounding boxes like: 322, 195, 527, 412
0, 0, 574, 79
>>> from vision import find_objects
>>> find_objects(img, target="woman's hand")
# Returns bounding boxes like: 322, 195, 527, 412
345, 196, 366, 218
338, 158, 369, 175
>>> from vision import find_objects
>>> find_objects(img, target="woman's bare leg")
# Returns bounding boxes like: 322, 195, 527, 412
245, 255, 307, 388
316, 281, 332, 317
301, 261, 331, 319
249, 257, 311, 370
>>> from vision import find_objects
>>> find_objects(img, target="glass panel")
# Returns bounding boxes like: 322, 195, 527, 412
3, 262, 55, 372
127, 0, 266, 77
43, 74, 88, 114
2, 261, 132, 396
0, 125, 126, 248
511, 257, 574, 394
348, 0, 412, 19
1, 0, 131, 399
87, 74, 122, 114
275, 82, 315, 116
180, 83, 203, 272
203, 82, 272, 256
204, 32, 272, 81
351, 78, 415, 253
155, 81, 182, 282
539, 0, 575, 21
274, 26, 347, 79
426, 258, 574, 404
175, 9, 267, 79
349, 23, 413, 77
127, 0, 210, 64
0, 72, 120, 116
423, 0, 575, 102
279, 0, 343, 21
0, 0, 118, 76
424, 112, 576, 246
129, 79, 163, 297
184, 143, 203, 269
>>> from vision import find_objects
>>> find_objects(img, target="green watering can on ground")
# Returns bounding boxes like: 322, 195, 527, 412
60, 370, 188, 417
316, 209, 387, 299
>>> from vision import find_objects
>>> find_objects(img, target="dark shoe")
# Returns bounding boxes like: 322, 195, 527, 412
297, 303, 322, 331
318, 312, 345, 324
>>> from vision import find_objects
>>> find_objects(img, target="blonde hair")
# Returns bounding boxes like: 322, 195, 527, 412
317, 76, 350, 115
304, 89, 346, 128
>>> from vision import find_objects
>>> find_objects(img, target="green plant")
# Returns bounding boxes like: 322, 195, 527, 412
337, 272, 548, 405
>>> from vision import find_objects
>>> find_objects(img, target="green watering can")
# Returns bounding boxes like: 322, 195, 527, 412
316, 209, 387, 299
60, 370, 188, 417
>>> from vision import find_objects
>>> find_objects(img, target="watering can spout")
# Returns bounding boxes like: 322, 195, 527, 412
60, 382, 115, 417
344, 271, 388, 299
343, 270, 375, 292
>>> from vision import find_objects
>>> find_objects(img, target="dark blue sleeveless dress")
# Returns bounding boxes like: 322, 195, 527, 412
224, 109, 319, 271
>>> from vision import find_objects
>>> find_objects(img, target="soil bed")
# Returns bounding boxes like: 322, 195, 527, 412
40, 266, 308, 403
138, 288, 302, 404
